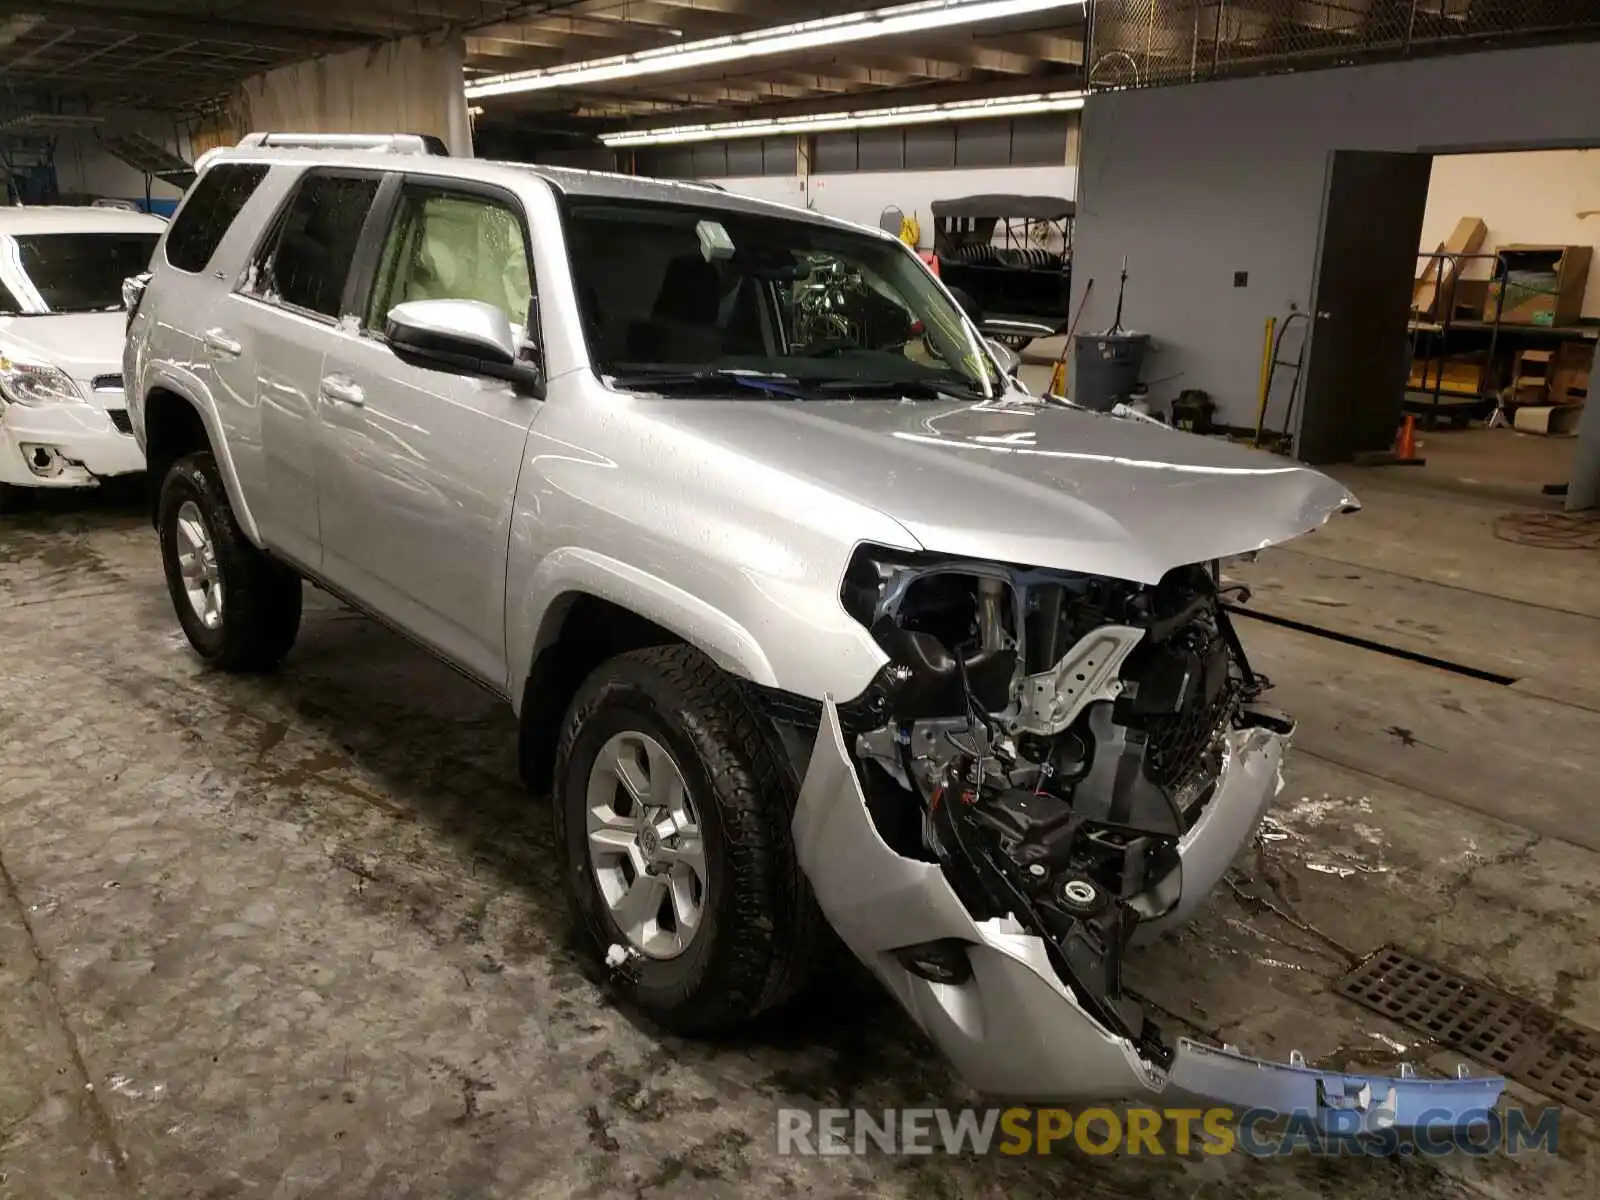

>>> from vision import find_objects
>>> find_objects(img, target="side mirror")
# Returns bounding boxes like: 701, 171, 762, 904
122, 272, 151, 331
385, 299, 545, 398
986, 338, 1021, 378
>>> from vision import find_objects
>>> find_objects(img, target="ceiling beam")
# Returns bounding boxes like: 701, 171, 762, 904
610, 71, 1085, 130
983, 31, 1084, 63
769, 62, 922, 91
0, 26, 76, 77
627, 0, 755, 16
882, 37, 1041, 74
32, 33, 139, 78
0, 2, 380, 51
838, 49, 976, 82
105, 39, 202, 76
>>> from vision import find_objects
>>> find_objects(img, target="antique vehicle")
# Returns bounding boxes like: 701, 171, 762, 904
932, 193, 1074, 351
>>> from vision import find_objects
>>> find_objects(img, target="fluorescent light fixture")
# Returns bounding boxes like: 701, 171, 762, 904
466, 0, 1086, 100
600, 90, 1086, 147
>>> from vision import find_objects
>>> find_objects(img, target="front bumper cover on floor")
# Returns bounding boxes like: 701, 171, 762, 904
792, 700, 1504, 1129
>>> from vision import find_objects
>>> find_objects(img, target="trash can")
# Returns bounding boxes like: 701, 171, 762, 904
1073, 333, 1150, 412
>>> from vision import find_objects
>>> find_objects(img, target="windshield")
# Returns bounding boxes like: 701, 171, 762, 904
561, 195, 1002, 398
0, 232, 160, 315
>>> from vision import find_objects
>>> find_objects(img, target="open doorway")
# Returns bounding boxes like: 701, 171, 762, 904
1400, 148, 1597, 504
1297, 145, 1598, 504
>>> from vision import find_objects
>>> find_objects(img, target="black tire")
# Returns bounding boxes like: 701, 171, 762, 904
158, 451, 301, 671
998, 333, 1033, 352
553, 645, 824, 1034
0, 482, 31, 515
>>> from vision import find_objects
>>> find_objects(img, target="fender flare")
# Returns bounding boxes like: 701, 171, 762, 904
512, 546, 778, 706
143, 363, 263, 546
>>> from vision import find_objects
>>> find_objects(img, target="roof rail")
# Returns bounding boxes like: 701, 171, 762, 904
235, 132, 447, 155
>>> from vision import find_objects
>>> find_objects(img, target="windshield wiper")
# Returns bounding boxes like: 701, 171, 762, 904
606, 368, 991, 403
807, 376, 989, 402
607, 368, 803, 397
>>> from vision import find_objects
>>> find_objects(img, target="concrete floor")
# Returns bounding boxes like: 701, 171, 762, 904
2, 477, 1598, 1198
1384, 425, 1577, 507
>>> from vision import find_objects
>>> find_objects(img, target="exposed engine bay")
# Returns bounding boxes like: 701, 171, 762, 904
836, 546, 1282, 1069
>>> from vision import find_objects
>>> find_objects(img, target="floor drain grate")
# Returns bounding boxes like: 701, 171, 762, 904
1338, 947, 1600, 1117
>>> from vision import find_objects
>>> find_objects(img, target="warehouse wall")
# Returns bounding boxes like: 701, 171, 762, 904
237, 32, 472, 156
47, 114, 195, 208
711, 175, 808, 208
644, 112, 1077, 245
711, 165, 1076, 239
1421, 149, 1600, 318
1073, 42, 1600, 430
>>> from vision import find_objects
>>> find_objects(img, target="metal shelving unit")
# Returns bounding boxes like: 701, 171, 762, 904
1406, 248, 1508, 426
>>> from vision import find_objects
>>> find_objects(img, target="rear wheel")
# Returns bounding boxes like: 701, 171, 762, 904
158, 451, 301, 671
553, 645, 823, 1033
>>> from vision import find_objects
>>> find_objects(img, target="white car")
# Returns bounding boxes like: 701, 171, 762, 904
0, 205, 164, 510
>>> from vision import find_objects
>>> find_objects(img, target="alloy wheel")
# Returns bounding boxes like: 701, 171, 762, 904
585, 731, 708, 960
174, 499, 224, 630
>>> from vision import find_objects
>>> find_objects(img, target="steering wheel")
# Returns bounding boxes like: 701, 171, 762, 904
794, 335, 857, 358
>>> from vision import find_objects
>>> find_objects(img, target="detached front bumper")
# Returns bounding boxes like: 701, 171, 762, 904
0, 401, 144, 488
792, 701, 1503, 1128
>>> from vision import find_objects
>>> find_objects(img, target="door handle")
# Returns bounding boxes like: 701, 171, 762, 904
319, 375, 365, 407
202, 328, 242, 358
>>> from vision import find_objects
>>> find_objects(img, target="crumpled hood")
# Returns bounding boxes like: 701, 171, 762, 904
648, 395, 1358, 582
0, 312, 125, 384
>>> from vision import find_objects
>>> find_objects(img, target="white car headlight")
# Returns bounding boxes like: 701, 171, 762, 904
0, 352, 82, 407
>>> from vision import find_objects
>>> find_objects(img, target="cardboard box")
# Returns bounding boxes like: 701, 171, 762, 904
1413, 217, 1487, 320
1450, 279, 1489, 322
1549, 341, 1594, 405
1484, 245, 1594, 326
1512, 348, 1551, 404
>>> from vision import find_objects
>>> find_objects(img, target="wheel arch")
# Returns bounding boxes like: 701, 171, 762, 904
140, 378, 261, 544
516, 591, 687, 793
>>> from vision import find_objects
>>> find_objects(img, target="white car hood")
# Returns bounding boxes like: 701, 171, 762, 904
0, 312, 126, 385
649, 395, 1358, 583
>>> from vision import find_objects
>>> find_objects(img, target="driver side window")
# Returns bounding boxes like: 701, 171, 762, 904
365, 186, 535, 338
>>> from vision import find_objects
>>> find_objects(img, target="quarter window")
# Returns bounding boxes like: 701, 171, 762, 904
164, 163, 269, 273
365, 187, 534, 334
252, 172, 382, 319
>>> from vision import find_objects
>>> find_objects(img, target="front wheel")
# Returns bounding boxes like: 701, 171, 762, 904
553, 645, 823, 1034
0, 482, 30, 515
158, 451, 301, 671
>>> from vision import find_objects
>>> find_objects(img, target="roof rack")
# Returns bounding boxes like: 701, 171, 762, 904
234, 132, 448, 155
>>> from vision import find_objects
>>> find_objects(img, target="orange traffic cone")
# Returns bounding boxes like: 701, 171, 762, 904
1356, 413, 1427, 467
1047, 360, 1067, 397
1396, 414, 1418, 460
1386, 414, 1426, 466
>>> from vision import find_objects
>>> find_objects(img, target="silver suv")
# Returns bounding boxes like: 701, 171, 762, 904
125, 134, 1497, 1125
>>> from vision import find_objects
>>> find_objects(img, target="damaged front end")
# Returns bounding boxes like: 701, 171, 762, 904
790, 545, 1502, 1127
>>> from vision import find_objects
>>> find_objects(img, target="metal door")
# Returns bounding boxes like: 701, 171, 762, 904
1298, 151, 1433, 464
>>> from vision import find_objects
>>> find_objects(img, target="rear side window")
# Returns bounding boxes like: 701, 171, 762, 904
164, 163, 269, 273
253, 172, 382, 319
